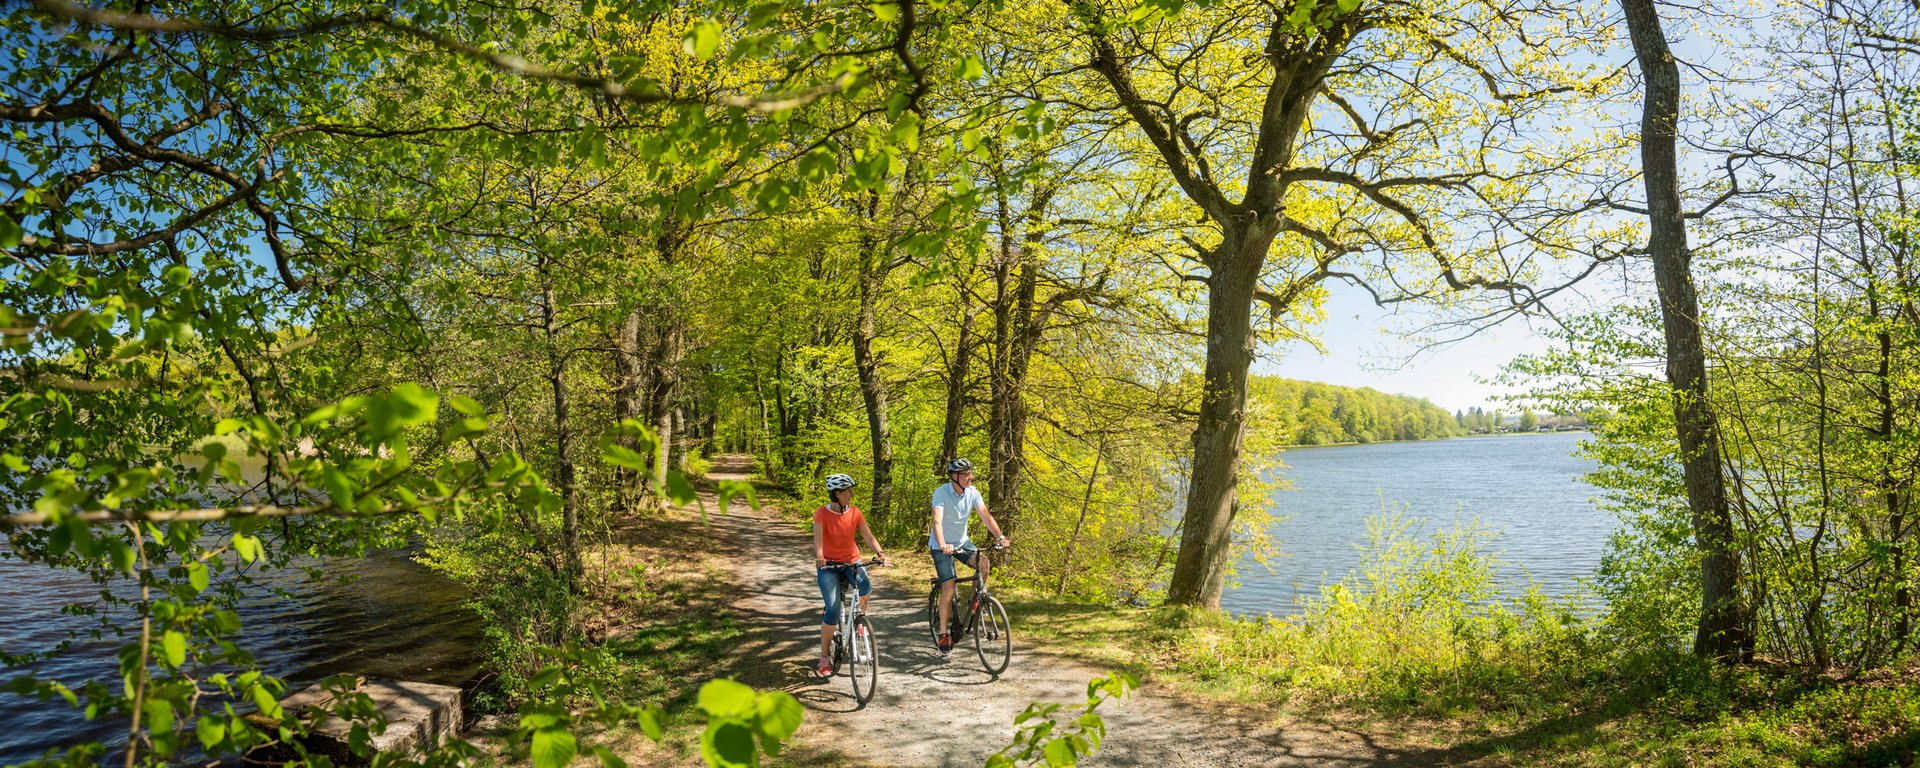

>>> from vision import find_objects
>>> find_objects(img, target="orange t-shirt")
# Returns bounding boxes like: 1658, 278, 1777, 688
814, 504, 865, 563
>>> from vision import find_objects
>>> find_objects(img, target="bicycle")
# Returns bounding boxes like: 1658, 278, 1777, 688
824, 558, 889, 705
925, 543, 1011, 675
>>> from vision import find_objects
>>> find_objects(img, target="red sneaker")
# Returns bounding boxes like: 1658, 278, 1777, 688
817, 657, 833, 677
938, 634, 952, 654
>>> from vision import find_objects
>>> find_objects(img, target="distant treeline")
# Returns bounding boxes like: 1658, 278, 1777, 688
1249, 377, 1467, 445
1250, 378, 1597, 445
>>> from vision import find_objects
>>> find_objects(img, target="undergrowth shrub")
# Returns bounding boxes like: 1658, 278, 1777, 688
1164, 511, 1600, 714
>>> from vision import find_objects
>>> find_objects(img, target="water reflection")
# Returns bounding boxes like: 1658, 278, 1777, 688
0, 543, 483, 764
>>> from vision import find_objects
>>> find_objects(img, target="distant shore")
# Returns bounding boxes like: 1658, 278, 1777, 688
1279, 427, 1589, 450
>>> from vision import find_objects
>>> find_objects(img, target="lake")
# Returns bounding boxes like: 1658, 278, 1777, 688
1220, 431, 1612, 617
0, 545, 483, 765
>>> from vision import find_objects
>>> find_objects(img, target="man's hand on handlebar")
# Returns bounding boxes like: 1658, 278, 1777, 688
940, 543, 955, 555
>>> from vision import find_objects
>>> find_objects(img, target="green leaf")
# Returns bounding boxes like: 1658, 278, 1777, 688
638, 705, 665, 742
233, 534, 261, 564
717, 480, 759, 515
187, 561, 209, 593
754, 690, 803, 742
250, 683, 283, 720
195, 716, 227, 751
870, 2, 900, 21
450, 395, 486, 417
368, 382, 438, 439
684, 20, 722, 60
104, 538, 135, 573
531, 727, 577, 768
700, 721, 757, 768
697, 679, 756, 717
985, 755, 1016, 768
666, 471, 698, 507
162, 630, 187, 668
957, 55, 985, 81
1043, 738, 1076, 766
0, 214, 21, 249
590, 745, 628, 768
602, 444, 649, 471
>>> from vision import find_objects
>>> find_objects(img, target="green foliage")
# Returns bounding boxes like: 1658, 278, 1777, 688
1249, 377, 1466, 445
1197, 514, 1592, 712
985, 673, 1137, 767
693, 679, 804, 767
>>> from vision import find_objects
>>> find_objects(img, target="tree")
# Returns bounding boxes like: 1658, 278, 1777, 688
1618, 0, 1750, 661
1071, 0, 1619, 608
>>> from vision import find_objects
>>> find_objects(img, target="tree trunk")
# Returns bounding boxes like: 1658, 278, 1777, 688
853, 194, 896, 525
988, 258, 1037, 536
612, 308, 647, 510
540, 283, 583, 587
1165, 232, 1268, 608
853, 289, 895, 519
654, 402, 674, 497
938, 299, 976, 474
1620, 0, 1750, 661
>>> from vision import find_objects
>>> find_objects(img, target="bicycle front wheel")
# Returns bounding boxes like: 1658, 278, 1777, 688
925, 584, 946, 648
848, 614, 878, 705
974, 594, 1011, 675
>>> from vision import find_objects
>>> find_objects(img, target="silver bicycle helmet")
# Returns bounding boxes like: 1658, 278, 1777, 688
945, 458, 974, 474
825, 473, 857, 492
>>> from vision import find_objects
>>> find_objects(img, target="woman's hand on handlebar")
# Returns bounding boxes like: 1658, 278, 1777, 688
816, 556, 827, 569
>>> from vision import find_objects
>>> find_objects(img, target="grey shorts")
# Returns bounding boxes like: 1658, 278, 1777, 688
929, 542, 980, 584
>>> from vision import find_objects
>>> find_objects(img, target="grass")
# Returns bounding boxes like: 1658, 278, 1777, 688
1000, 594, 1920, 766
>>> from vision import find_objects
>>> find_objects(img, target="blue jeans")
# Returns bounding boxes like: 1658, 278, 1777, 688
929, 542, 980, 585
817, 565, 871, 625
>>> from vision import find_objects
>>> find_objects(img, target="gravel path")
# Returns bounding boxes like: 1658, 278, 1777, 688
697, 457, 1434, 767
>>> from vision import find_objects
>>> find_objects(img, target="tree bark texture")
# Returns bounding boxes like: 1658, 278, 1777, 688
938, 298, 976, 474
612, 308, 648, 509
1164, 233, 1269, 607
1620, 0, 1751, 661
853, 191, 897, 525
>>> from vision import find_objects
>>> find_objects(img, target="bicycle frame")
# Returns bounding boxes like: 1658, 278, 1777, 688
825, 561, 869, 656
938, 545, 1002, 639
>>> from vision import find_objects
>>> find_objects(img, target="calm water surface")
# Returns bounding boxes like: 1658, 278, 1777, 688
0, 545, 482, 764
1221, 431, 1611, 617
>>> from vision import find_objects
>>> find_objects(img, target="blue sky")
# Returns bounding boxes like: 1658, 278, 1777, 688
1256, 280, 1552, 413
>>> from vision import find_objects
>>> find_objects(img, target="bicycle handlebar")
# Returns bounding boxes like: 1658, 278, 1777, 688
823, 559, 893, 569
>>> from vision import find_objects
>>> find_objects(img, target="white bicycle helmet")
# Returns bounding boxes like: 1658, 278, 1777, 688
825, 473, 857, 492
946, 457, 974, 474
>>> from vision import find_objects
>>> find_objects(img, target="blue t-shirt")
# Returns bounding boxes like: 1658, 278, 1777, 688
927, 482, 985, 550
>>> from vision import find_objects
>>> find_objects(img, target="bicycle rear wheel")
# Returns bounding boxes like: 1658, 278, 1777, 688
848, 614, 878, 705
974, 594, 1011, 675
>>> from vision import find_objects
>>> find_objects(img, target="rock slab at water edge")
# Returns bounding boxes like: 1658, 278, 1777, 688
246, 678, 462, 764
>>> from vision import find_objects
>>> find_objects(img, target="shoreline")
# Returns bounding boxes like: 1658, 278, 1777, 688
1278, 427, 1589, 450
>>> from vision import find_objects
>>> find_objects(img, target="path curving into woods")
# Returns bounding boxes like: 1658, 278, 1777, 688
693, 455, 1451, 768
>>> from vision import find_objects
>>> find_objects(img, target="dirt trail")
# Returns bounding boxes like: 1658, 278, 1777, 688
690, 456, 1436, 767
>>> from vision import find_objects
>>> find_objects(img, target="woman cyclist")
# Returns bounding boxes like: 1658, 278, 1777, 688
815, 473, 890, 678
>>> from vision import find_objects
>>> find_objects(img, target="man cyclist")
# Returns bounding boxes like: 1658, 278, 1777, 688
928, 457, 1010, 654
